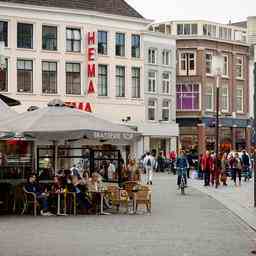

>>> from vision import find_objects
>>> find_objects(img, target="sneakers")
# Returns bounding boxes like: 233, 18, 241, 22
40, 210, 54, 216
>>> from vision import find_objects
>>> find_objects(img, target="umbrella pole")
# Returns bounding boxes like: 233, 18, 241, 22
53, 140, 58, 175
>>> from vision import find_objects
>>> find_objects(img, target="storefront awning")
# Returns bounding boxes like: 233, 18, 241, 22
136, 123, 179, 137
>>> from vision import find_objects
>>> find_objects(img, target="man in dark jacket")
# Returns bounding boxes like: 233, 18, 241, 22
25, 174, 53, 216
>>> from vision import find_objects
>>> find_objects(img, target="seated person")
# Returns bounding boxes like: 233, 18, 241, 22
25, 174, 53, 216
51, 176, 63, 193
71, 175, 92, 212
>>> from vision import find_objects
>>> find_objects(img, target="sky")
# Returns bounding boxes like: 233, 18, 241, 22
126, 0, 254, 24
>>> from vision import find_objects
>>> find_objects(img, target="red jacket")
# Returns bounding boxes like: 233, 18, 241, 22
201, 154, 214, 172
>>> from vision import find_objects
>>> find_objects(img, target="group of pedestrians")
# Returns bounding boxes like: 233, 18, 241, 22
199, 149, 252, 188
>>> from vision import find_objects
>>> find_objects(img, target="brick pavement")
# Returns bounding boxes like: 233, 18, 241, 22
0, 174, 255, 256
190, 176, 256, 232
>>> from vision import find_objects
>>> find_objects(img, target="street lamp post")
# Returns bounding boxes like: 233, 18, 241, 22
213, 53, 223, 157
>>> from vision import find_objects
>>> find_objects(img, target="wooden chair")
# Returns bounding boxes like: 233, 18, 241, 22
134, 185, 151, 213
122, 181, 139, 199
107, 185, 129, 213
22, 187, 38, 216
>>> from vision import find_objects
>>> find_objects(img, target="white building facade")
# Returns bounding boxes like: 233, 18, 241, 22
0, 0, 178, 160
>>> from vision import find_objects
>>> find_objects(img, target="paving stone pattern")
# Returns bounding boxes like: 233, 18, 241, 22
0, 174, 255, 256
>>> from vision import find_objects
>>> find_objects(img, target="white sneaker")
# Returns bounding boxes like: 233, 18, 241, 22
40, 210, 54, 216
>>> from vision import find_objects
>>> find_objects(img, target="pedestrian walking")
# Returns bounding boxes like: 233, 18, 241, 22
143, 152, 155, 185
221, 152, 228, 186
201, 151, 213, 186
241, 149, 251, 181
212, 153, 222, 188
233, 152, 242, 186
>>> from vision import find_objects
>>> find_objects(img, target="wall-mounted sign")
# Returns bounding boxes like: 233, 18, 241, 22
93, 131, 134, 141
87, 32, 96, 95
65, 102, 92, 112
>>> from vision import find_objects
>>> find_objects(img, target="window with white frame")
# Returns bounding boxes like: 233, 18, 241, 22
66, 28, 81, 52
221, 86, 229, 112
203, 24, 217, 37
179, 52, 196, 76
205, 53, 213, 75
177, 23, 198, 35
205, 85, 213, 111
0, 21, 8, 47
42, 61, 57, 94
0, 58, 7, 92
148, 99, 156, 121
236, 56, 244, 79
148, 71, 157, 93
116, 66, 125, 97
162, 72, 171, 94
162, 100, 170, 121
176, 83, 200, 111
131, 67, 140, 98
223, 55, 229, 77
148, 48, 157, 64
236, 86, 243, 112
162, 50, 171, 65
66, 63, 81, 95
98, 64, 108, 96
17, 59, 33, 93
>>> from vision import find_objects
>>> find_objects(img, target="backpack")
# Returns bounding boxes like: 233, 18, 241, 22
146, 158, 151, 166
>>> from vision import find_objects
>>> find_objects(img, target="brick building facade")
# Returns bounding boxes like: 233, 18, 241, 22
151, 20, 251, 154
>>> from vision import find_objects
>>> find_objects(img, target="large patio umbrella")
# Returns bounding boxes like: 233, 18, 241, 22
0, 99, 137, 141
0, 94, 20, 106
0, 99, 138, 172
0, 98, 18, 122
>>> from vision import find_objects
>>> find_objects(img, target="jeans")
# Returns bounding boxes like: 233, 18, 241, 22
37, 194, 48, 210
233, 168, 241, 183
145, 166, 153, 183
177, 174, 187, 186
204, 171, 210, 186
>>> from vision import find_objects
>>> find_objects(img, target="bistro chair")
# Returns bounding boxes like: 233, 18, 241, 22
134, 185, 151, 214
22, 186, 38, 216
122, 181, 139, 199
13, 183, 26, 214
107, 185, 129, 213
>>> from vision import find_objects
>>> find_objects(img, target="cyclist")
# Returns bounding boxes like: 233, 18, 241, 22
176, 150, 189, 189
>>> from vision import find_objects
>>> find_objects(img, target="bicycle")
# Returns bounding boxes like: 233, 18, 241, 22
180, 174, 186, 195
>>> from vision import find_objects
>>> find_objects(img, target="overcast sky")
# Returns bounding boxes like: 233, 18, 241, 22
126, 0, 253, 24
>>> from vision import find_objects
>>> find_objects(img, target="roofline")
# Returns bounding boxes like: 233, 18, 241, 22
176, 36, 250, 47
141, 31, 176, 40
0, 1, 153, 25
152, 20, 247, 31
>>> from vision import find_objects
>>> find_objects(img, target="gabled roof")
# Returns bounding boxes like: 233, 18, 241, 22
0, 0, 144, 19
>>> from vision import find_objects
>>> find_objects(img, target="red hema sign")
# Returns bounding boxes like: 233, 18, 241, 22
87, 32, 96, 94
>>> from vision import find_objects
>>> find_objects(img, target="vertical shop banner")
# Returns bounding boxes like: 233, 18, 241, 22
87, 32, 96, 95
